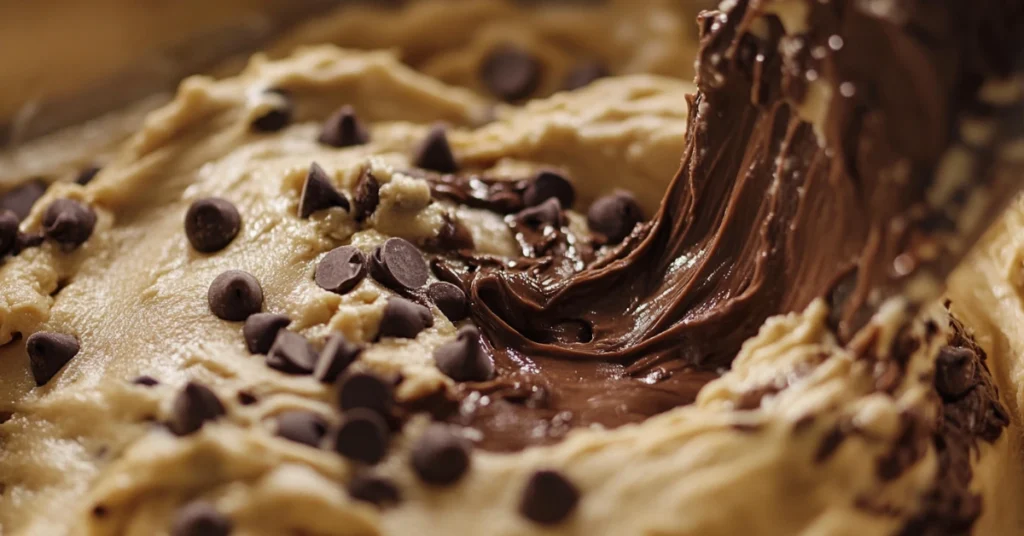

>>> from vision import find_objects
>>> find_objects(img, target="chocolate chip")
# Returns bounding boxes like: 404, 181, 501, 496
274, 410, 327, 447
315, 332, 362, 383
168, 382, 226, 436
315, 246, 367, 294
378, 297, 433, 339
266, 331, 319, 375
434, 216, 475, 251
0, 180, 46, 221
75, 165, 101, 185
319, 105, 370, 147
251, 89, 292, 132
480, 45, 542, 102
132, 375, 160, 387
333, 408, 390, 464
370, 238, 429, 291
170, 501, 232, 536
352, 170, 380, 223
184, 198, 241, 253
208, 270, 263, 321
26, 331, 79, 386
935, 346, 977, 399
237, 390, 259, 405
43, 199, 96, 249
0, 210, 19, 257
348, 473, 401, 506
587, 191, 644, 243
427, 282, 468, 321
434, 326, 494, 382
242, 313, 290, 354
299, 163, 350, 218
414, 124, 458, 173
15, 231, 43, 252
563, 59, 609, 90
519, 470, 579, 525
524, 170, 575, 208
515, 198, 565, 229
410, 425, 471, 486
338, 372, 393, 415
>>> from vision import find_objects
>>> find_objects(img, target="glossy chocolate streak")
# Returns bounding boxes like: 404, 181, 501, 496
429, 0, 1024, 451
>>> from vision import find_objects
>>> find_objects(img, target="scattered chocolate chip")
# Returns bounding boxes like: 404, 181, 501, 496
410, 425, 471, 486
184, 198, 241, 253
434, 216, 475, 251
132, 375, 160, 387
242, 313, 290, 355
563, 59, 609, 90
935, 346, 977, 399
515, 198, 565, 228
370, 238, 429, 291
274, 410, 328, 447
333, 408, 390, 464
299, 163, 350, 218
237, 390, 259, 406
315, 246, 367, 294
587, 191, 644, 243
414, 124, 458, 173
0, 411, 12, 424
91, 504, 108, 517
352, 170, 380, 223
168, 382, 226, 436
26, 332, 79, 386
0, 180, 46, 221
76, 165, 101, 185
0, 210, 19, 257
427, 282, 468, 321
378, 297, 433, 339
480, 45, 542, 102
519, 469, 579, 525
208, 270, 263, 321
434, 326, 494, 382
319, 105, 370, 147
315, 332, 362, 383
338, 372, 394, 415
43, 199, 96, 249
348, 473, 401, 506
266, 331, 319, 375
251, 89, 292, 132
170, 501, 232, 536
524, 170, 575, 208
15, 231, 43, 252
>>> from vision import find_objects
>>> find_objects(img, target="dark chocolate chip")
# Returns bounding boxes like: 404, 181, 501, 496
299, 163, 350, 218
347, 473, 401, 506
315, 246, 367, 294
43, 199, 96, 249
434, 216, 475, 251
515, 198, 565, 229
314, 332, 362, 383
519, 469, 579, 525
370, 238, 429, 291
563, 59, 609, 90
207, 270, 263, 321
427, 282, 468, 321
251, 89, 292, 132
15, 231, 43, 252
523, 170, 575, 208
378, 297, 433, 339
352, 170, 380, 223
132, 375, 160, 387
242, 313, 290, 354
587, 191, 644, 243
184, 198, 241, 253
319, 105, 370, 147
92, 504, 108, 517
26, 331, 79, 386
414, 124, 458, 173
935, 346, 977, 399
75, 165, 101, 185
170, 501, 232, 536
0, 210, 19, 257
410, 425, 471, 486
434, 326, 494, 382
266, 331, 319, 375
338, 372, 394, 415
333, 409, 390, 464
168, 382, 226, 436
0, 180, 46, 221
274, 410, 328, 447
237, 390, 259, 406
480, 45, 542, 102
